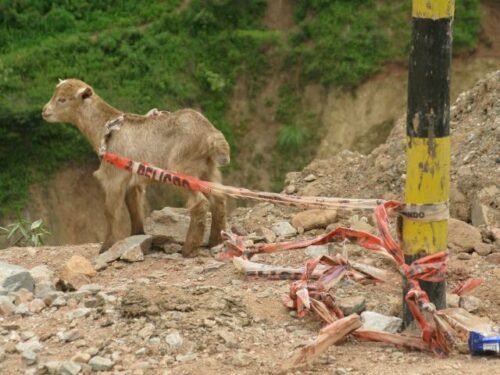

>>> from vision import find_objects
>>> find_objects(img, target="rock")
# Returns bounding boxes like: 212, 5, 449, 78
305, 245, 330, 258
475, 243, 492, 256
255, 227, 276, 243
175, 353, 196, 363
57, 329, 81, 343
271, 221, 297, 238
144, 207, 211, 245
165, 331, 183, 348
21, 349, 38, 365
15, 303, 31, 316
16, 338, 43, 354
486, 253, 500, 264
66, 308, 92, 320
216, 330, 238, 348
291, 209, 337, 233
471, 201, 492, 228
338, 296, 366, 315
89, 356, 114, 371
459, 295, 481, 313
0, 262, 35, 293
446, 293, 460, 308
0, 295, 15, 315
35, 281, 56, 299
348, 215, 374, 233
457, 252, 472, 260
12, 288, 33, 305
285, 185, 296, 194
448, 218, 488, 253
163, 243, 182, 254
29, 265, 54, 285
60, 256, 96, 290
71, 352, 91, 364
28, 298, 46, 313
304, 174, 317, 182
51, 295, 67, 307
20, 331, 36, 341
138, 323, 155, 339
360, 311, 402, 333
115, 235, 153, 262
43, 361, 64, 373
78, 284, 101, 295
59, 361, 81, 375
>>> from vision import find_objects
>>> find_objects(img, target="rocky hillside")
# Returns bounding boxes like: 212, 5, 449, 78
284, 70, 499, 232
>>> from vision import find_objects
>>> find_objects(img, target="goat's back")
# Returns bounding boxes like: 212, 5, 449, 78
107, 109, 230, 177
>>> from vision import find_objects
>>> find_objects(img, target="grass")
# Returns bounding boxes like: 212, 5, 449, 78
0, 0, 483, 212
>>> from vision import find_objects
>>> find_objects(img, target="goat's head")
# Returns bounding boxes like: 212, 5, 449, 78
42, 79, 94, 123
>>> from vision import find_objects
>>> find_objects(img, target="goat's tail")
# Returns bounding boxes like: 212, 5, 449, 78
208, 132, 230, 166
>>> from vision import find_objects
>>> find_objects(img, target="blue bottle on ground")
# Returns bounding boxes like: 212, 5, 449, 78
468, 331, 500, 355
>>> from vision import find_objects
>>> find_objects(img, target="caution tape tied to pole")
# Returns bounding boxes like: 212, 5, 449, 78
102, 152, 448, 222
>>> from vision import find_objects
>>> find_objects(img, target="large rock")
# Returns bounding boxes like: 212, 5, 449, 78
119, 235, 152, 262
360, 311, 402, 333
59, 255, 96, 290
0, 262, 35, 293
29, 265, 55, 285
291, 209, 337, 233
144, 207, 211, 245
95, 235, 152, 266
448, 218, 491, 255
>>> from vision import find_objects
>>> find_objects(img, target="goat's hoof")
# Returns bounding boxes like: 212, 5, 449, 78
182, 246, 199, 258
99, 242, 112, 254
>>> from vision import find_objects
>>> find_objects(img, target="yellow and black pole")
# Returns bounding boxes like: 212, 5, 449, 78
402, 0, 454, 326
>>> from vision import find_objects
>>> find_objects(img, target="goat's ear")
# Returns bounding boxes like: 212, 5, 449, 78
76, 87, 93, 100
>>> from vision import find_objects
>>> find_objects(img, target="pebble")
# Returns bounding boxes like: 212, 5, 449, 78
59, 361, 82, 375
304, 174, 317, 182
66, 308, 92, 320
51, 296, 67, 307
165, 331, 183, 348
57, 329, 81, 343
457, 252, 472, 260
89, 356, 114, 371
71, 351, 91, 363
176, 353, 196, 362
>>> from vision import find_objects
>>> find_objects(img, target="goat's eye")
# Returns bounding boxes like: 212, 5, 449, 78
57, 97, 66, 103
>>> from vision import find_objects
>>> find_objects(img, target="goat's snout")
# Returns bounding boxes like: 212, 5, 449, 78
42, 103, 54, 120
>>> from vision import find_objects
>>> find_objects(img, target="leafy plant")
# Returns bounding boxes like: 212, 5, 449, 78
0, 215, 51, 247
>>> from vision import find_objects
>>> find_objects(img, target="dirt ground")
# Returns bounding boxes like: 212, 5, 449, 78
0, 228, 499, 375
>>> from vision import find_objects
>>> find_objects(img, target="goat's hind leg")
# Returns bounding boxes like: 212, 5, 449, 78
208, 193, 226, 247
183, 191, 209, 258
125, 185, 145, 235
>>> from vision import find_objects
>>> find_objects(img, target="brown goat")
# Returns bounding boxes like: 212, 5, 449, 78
42, 79, 230, 257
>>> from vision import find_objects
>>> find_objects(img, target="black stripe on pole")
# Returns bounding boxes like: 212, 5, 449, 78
407, 18, 451, 139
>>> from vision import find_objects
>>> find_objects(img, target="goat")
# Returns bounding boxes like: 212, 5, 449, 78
42, 79, 230, 257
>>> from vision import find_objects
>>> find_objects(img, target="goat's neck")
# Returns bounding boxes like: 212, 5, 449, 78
75, 97, 123, 153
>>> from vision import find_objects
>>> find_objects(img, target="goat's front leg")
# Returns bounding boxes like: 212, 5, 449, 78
183, 191, 209, 258
125, 185, 145, 235
100, 182, 127, 253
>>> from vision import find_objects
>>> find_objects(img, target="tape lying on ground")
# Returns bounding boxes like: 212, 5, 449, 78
102, 152, 448, 222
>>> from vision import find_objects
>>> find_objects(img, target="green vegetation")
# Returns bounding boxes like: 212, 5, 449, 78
0, 216, 51, 247
0, 0, 272, 215
0, 0, 483, 214
290, 0, 482, 87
